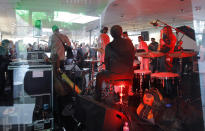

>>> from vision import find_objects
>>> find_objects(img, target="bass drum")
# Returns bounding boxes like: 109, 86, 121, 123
133, 70, 151, 93
151, 72, 179, 99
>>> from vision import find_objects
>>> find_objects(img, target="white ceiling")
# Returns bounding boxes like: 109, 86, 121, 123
0, 0, 204, 37
102, 0, 194, 30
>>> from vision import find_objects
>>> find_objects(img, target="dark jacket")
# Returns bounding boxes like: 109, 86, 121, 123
104, 37, 135, 75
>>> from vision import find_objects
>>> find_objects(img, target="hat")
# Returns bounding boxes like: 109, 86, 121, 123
52, 25, 59, 32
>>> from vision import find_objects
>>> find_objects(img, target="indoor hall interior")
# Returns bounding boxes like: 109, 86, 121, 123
0, 0, 205, 131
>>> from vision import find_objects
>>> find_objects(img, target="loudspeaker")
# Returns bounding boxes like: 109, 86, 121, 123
75, 96, 127, 131
141, 31, 149, 41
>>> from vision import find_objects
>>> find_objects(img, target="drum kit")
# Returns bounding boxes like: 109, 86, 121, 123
133, 50, 196, 100
134, 70, 180, 100
82, 51, 196, 105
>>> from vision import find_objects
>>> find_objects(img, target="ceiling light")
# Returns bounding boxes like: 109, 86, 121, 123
53, 11, 99, 24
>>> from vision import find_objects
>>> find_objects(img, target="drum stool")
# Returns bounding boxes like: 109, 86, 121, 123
101, 75, 133, 105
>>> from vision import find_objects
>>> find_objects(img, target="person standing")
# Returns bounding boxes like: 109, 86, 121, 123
0, 39, 10, 94
123, 31, 132, 42
97, 27, 110, 71
159, 26, 176, 53
148, 38, 159, 72
148, 38, 158, 51
159, 26, 177, 71
49, 25, 71, 72
48, 25, 72, 130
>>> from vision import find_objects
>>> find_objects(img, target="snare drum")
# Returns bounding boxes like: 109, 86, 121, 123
133, 70, 151, 92
151, 72, 179, 99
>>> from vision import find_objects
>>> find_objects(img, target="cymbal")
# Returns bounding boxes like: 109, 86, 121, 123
168, 51, 196, 58
135, 52, 148, 57
149, 51, 165, 57
135, 51, 164, 58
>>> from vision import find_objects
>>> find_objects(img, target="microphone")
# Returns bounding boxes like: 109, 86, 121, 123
150, 20, 159, 27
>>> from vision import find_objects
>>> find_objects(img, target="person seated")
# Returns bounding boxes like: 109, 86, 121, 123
95, 25, 135, 101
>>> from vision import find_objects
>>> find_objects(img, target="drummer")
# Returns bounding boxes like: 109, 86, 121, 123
95, 25, 135, 101
138, 36, 149, 70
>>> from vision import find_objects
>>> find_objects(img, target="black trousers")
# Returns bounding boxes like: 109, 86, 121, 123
0, 55, 9, 93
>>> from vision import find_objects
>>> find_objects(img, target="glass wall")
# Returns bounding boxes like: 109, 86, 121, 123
0, 0, 205, 130
192, 0, 205, 128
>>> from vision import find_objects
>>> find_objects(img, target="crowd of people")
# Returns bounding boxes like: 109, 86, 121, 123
0, 24, 181, 96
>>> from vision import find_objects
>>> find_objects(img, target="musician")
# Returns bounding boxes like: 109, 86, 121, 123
95, 25, 135, 101
159, 26, 176, 53
48, 25, 74, 130
138, 36, 149, 70
148, 38, 158, 51
123, 31, 132, 42
49, 25, 71, 72
159, 26, 177, 71
148, 38, 159, 72
97, 26, 110, 70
